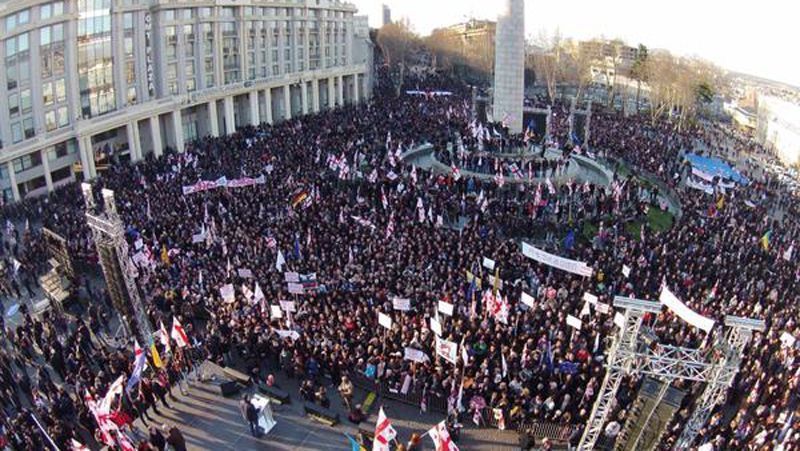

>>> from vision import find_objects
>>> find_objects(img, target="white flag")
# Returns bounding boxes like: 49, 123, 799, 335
275, 250, 286, 271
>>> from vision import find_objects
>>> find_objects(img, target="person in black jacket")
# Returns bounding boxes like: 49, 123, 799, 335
245, 400, 259, 437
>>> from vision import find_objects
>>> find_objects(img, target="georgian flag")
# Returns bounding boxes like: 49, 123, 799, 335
451, 164, 461, 181
171, 317, 190, 348
427, 420, 460, 451
546, 177, 556, 194
510, 164, 523, 180
372, 407, 397, 451
386, 212, 395, 240
381, 187, 388, 210
494, 172, 505, 187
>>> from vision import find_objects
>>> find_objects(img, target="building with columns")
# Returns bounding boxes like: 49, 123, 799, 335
0, 0, 371, 203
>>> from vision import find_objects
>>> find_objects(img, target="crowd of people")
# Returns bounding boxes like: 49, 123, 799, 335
0, 67, 798, 451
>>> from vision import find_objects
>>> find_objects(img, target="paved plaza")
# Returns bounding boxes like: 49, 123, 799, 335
140, 362, 520, 450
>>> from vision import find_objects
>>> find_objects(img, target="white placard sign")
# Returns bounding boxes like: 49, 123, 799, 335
270, 305, 283, 319
430, 317, 443, 337
237, 268, 253, 278
392, 297, 411, 311
438, 300, 454, 316
287, 282, 304, 295
279, 300, 296, 313
780, 331, 797, 348
482, 257, 496, 271
378, 312, 393, 329
566, 314, 582, 330
220, 284, 235, 303
403, 347, 430, 363
595, 302, 610, 314
659, 286, 715, 332
622, 265, 631, 278
435, 336, 458, 364
520, 291, 535, 308
284, 272, 300, 283
583, 292, 598, 305
614, 312, 625, 328
521, 242, 593, 277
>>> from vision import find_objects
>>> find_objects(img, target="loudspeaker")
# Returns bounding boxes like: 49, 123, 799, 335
219, 381, 240, 397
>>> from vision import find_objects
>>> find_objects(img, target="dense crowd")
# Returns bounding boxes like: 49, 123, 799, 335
0, 69, 799, 451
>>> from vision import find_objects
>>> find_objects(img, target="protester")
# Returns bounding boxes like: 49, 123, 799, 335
0, 67, 798, 451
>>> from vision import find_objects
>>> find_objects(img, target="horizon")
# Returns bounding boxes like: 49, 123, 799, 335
351, 0, 800, 89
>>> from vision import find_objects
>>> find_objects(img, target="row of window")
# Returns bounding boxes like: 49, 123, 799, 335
162, 6, 353, 21
4, 2, 64, 34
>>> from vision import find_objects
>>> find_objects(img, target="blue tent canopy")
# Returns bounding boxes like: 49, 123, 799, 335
685, 153, 748, 185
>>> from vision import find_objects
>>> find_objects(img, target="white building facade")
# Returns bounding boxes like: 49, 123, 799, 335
0, 0, 371, 203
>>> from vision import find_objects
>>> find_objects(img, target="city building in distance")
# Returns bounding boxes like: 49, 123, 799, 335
0, 0, 371, 203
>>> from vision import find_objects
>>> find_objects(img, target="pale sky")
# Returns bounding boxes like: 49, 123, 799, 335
351, 0, 800, 88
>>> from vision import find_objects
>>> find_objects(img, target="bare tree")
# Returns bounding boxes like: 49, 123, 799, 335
531, 29, 564, 103
630, 44, 649, 113
376, 19, 418, 96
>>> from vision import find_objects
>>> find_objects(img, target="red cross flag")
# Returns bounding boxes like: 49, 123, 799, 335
372, 407, 397, 451
427, 420, 459, 451
171, 317, 191, 348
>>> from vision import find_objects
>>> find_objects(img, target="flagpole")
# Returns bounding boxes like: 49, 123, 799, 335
29, 412, 61, 451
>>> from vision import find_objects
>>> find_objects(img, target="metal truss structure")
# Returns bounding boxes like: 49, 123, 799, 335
578, 296, 764, 450
82, 184, 154, 345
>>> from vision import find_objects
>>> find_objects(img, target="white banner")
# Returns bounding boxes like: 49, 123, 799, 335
686, 177, 715, 195
182, 174, 265, 195
521, 291, 535, 308
403, 347, 430, 363
392, 297, 411, 311
435, 336, 458, 364
279, 300, 296, 313
275, 329, 300, 341
659, 286, 715, 332
438, 300, 454, 316
482, 257, 496, 271
521, 242, 593, 277
378, 312, 393, 329
566, 314, 582, 330
430, 317, 443, 337
220, 284, 235, 303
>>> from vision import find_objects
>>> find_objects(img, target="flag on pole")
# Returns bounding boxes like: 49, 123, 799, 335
171, 317, 190, 348
762, 231, 772, 250
346, 433, 367, 451
276, 249, 286, 271
372, 407, 398, 451
427, 420, 460, 451
160, 245, 170, 266
159, 321, 171, 353
126, 340, 147, 392
150, 338, 163, 368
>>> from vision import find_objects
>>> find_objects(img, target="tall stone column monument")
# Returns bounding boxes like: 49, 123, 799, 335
492, 0, 525, 134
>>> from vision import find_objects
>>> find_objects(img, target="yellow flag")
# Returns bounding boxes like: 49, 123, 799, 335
150, 341, 163, 368
716, 196, 725, 210
160, 245, 170, 266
